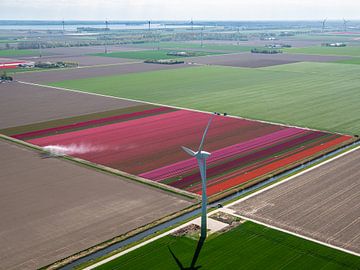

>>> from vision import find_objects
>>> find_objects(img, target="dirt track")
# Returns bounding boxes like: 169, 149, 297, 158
187, 52, 350, 67
0, 140, 192, 270
230, 148, 360, 253
0, 82, 140, 129
14, 62, 189, 83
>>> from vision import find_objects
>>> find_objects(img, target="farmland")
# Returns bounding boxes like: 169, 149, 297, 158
335, 57, 360, 65
0, 82, 140, 129
94, 49, 220, 60
284, 45, 360, 56
187, 52, 349, 67
230, 147, 360, 254
133, 42, 256, 52
14, 62, 188, 83
0, 49, 38, 57
9, 105, 353, 196
47, 63, 360, 134
0, 139, 192, 270
2, 21, 360, 270
94, 221, 360, 270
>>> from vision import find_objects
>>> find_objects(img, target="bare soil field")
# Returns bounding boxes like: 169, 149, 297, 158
187, 52, 350, 67
0, 139, 192, 270
0, 82, 140, 129
230, 147, 360, 253
22, 55, 137, 66
14, 62, 189, 83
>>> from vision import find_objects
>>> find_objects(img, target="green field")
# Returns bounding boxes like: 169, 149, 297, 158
134, 42, 256, 52
49, 62, 360, 135
335, 57, 360, 65
0, 40, 16, 44
94, 49, 221, 60
0, 49, 38, 57
284, 45, 360, 57
94, 222, 360, 270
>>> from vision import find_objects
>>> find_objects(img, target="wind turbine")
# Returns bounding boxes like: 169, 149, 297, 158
322, 18, 327, 32
104, 19, 109, 53
181, 117, 213, 239
343, 18, 350, 32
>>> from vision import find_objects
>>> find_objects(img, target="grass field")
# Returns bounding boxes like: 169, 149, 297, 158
134, 42, 256, 52
284, 45, 360, 56
49, 63, 360, 135
94, 49, 221, 60
94, 222, 360, 270
0, 49, 38, 57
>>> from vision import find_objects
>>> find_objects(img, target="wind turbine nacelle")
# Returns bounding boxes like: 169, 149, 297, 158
197, 151, 211, 159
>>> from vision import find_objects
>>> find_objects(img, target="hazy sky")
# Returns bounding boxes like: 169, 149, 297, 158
1, 0, 359, 20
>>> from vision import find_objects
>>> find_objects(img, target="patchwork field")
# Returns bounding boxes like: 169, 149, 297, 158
230, 147, 360, 253
94, 49, 220, 60
47, 63, 360, 134
0, 139, 192, 270
8, 104, 353, 197
187, 52, 349, 67
93, 221, 360, 270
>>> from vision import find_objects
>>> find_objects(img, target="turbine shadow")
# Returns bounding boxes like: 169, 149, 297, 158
168, 236, 205, 270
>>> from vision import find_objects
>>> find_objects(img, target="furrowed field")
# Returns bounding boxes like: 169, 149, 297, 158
94, 222, 360, 270
49, 62, 360, 134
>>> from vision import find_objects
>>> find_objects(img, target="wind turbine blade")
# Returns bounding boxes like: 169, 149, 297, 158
181, 146, 196, 156
198, 117, 213, 152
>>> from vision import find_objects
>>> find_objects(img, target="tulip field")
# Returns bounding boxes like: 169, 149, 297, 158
14, 106, 353, 196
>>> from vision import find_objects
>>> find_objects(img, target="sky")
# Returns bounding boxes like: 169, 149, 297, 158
0, 0, 359, 21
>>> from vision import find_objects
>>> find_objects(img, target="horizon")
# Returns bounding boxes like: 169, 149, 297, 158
1, 0, 359, 21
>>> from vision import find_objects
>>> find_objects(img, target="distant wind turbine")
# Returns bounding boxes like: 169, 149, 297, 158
322, 18, 327, 32
343, 18, 350, 32
181, 116, 213, 239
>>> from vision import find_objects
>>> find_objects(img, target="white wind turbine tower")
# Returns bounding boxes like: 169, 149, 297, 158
181, 117, 213, 239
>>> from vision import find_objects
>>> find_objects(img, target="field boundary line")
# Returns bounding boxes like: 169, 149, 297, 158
222, 208, 360, 257
225, 145, 360, 209
16, 80, 347, 136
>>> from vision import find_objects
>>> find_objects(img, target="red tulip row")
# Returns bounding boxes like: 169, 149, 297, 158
16, 106, 353, 196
